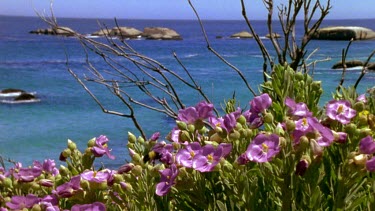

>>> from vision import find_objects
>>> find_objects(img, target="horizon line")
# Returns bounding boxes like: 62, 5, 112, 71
1, 14, 375, 22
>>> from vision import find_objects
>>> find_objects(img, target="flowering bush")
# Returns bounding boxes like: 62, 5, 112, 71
0, 64, 374, 210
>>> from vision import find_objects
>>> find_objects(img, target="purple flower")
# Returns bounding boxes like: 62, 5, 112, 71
335, 132, 348, 144
176, 142, 202, 168
177, 101, 214, 124
13, 166, 42, 182
33, 159, 59, 176
81, 170, 112, 183
91, 135, 115, 160
366, 157, 375, 172
357, 94, 367, 103
117, 163, 135, 174
285, 97, 312, 118
292, 117, 334, 147
359, 136, 375, 154
150, 132, 160, 141
326, 100, 356, 124
237, 153, 250, 165
156, 164, 179, 196
152, 141, 174, 165
71, 202, 106, 211
53, 175, 82, 198
250, 93, 272, 113
210, 108, 241, 133
243, 110, 263, 129
192, 143, 232, 172
295, 159, 309, 176
6, 194, 40, 210
245, 134, 280, 163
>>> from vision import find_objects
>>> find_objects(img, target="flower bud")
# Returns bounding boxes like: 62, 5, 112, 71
59, 149, 71, 159
235, 123, 243, 131
176, 121, 187, 130
187, 124, 195, 133
137, 137, 145, 144
358, 128, 372, 139
294, 72, 304, 81
128, 132, 137, 143
297, 136, 309, 152
31, 204, 42, 211
3, 177, 12, 188
59, 165, 70, 177
80, 179, 90, 190
263, 112, 274, 124
132, 165, 143, 176
118, 163, 135, 174
228, 131, 241, 142
120, 182, 133, 192
245, 128, 253, 139
311, 81, 321, 91
209, 133, 223, 143
285, 119, 296, 132
358, 114, 368, 127
39, 179, 54, 188
310, 139, 323, 157
87, 137, 96, 147
344, 123, 357, 135
179, 131, 191, 142
295, 158, 310, 176
237, 115, 247, 125
354, 101, 365, 112
131, 153, 142, 164
67, 139, 77, 151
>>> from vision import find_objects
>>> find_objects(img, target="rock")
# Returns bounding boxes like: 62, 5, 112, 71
91, 29, 111, 36
230, 31, 253, 39
29, 26, 75, 36
142, 27, 182, 40
216, 35, 223, 39
14, 93, 37, 101
312, 26, 375, 40
367, 63, 375, 70
108, 27, 142, 38
0, 88, 26, 94
332, 60, 364, 69
53, 26, 75, 36
265, 33, 281, 38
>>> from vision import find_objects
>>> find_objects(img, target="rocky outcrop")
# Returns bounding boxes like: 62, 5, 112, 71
142, 27, 182, 40
266, 33, 281, 38
29, 26, 75, 36
230, 31, 253, 39
0, 88, 26, 94
312, 26, 375, 40
332, 60, 375, 71
332, 60, 364, 69
108, 27, 142, 38
14, 93, 37, 101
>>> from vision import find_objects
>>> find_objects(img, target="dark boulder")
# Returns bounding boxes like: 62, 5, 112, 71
14, 93, 37, 101
332, 60, 364, 69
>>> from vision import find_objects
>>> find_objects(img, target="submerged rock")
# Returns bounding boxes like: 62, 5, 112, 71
142, 27, 182, 40
312, 26, 375, 40
0, 88, 25, 94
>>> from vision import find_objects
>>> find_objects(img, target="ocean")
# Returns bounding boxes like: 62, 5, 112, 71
1, 16, 374, 169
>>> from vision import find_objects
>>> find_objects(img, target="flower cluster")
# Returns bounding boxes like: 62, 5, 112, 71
0, 66, 374, 210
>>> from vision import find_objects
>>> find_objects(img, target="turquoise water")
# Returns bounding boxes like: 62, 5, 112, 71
1, 16, 374, 168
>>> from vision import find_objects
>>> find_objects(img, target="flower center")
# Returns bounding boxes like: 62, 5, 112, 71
207, 154, 214, 163
190, 151, 195, 158
337, 105, 344, 114
302, 118, 308, 126
262, 143, 269, 152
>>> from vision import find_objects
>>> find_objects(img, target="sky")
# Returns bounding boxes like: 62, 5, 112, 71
0, 0, 374, 20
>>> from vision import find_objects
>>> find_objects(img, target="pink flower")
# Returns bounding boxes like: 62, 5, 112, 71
156, 164, 179, 196
245, 134, 280, 163
91, 135, 115, 160
326, 100, 356, 124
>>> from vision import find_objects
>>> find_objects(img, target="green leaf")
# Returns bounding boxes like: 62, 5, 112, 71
216, 201, 227, 211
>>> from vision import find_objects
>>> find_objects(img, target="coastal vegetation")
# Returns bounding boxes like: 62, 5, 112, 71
1, 0, 375, 210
